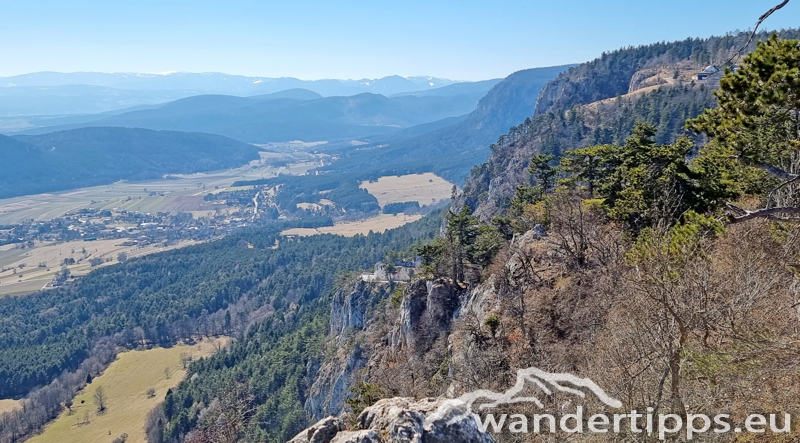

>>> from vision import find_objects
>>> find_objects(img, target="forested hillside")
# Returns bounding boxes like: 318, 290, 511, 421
461, 29, 800, 219
0, 128, 261, 198
534, 28, 800, 115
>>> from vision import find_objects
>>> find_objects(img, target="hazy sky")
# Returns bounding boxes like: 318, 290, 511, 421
2, 0, 798, 81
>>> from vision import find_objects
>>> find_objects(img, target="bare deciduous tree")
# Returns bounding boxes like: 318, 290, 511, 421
93, 386, 107, 413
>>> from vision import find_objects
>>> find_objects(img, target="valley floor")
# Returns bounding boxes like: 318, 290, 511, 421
0, 151, 319, 225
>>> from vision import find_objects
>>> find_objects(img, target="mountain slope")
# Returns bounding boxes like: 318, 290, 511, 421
462, 28, 800, 220
320, 64, 576, 183
390, 78, 501, 102
18, 93, 478, 143
1, 128, 260, 198
534, 29, 800, 115
0, 85, 196, 117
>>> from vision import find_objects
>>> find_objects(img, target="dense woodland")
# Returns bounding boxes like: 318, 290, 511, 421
0, 128, 261, 198
463, 84, 717, 214
234, 173, 381, 214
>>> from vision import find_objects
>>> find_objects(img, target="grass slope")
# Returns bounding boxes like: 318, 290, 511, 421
27, 338, 227, 443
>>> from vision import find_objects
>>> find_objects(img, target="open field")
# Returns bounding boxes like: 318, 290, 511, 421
0, 279, 50, 297
296, 199, 334, 211
0, 239, 200, 297
26, 337, 229, 443
282, 213, 423, 237
359, 173, 452, 208
0, 152, 321, 225
0, 399, 22, 415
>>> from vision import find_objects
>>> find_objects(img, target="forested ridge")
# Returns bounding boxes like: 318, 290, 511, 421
461, 29, 800, 217
534, 28, 800, 114
0, 127, 261, 199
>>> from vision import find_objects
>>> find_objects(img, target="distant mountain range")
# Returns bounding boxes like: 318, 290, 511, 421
1, 72, 461, 96
14, 90, 478, 143
0, 72, 498, 117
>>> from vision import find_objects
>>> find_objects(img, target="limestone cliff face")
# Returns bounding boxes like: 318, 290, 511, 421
306, 281, 392, 420
396, 279, 460, 354
330, 280, 388, 337
307, 276, 465, 421
533, 75, 587, 115
304, 228, 549, 432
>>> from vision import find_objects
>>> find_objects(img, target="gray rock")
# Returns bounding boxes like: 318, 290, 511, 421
288, 416, 345, 443
330, 280, 376, 337
288, 397, 494, 443
331, 430, 381, 443
305, 345, 365, 420
510, 225, 546, 249
308, 281, 390, 420
399, 280, 459, 354
358, 397, 494, 443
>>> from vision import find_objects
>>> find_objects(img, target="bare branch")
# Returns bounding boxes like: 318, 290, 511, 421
724, 0, 791, 66
767, 175, 800, 208
726, 203, 800, 223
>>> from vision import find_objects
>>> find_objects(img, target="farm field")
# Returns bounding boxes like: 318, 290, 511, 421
359, 173, 452, 208
0, 238, 200, 297
0, 152, 320, 225
281, 213, 423, 237
0, 399, 21, 415
26, 337, 229, 443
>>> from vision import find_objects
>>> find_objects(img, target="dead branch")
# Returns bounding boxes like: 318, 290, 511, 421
724, 0, 791, 66
726, 203, 800, 223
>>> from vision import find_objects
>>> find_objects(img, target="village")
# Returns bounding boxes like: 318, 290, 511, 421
0, 202, 281, 296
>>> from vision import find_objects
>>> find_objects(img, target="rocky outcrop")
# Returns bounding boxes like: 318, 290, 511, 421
305, 345, 366, 421
287, 416, 345, 443
330, 281, 390, 337
395, 279, 459, 354
288, 398, 494, 443
307, 281, 391, 420
627, 68, 663, 93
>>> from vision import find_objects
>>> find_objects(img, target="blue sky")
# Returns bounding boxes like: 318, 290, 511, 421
2, 0, 798, 80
